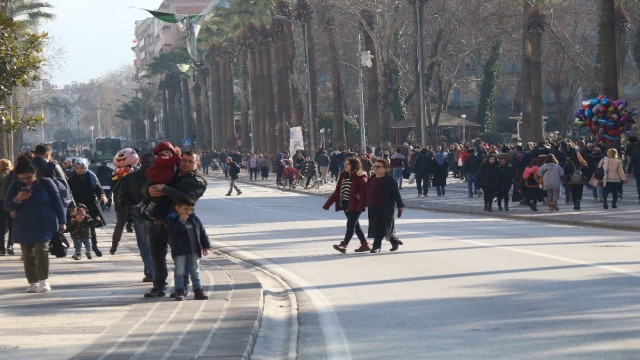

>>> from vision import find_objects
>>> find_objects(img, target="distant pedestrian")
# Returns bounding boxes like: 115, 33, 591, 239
259, 154, 270, 180
366, 159, 404, 253
522, 159, 541, 211
323, 157, 371, 253
389, 147, 408, 189
225, 157, 242, 196
564, 151, 588, 210
5, 155, 66, 293
67, 204, 100, 260
600, 148, 626, 209
166, 197, 211, 301
431, 148, 449, 196
538, 154, 564, 211
462, 148, 483, 197
316, 150, 330, 183
248, 152, 259, 181
476, 154, 500, 211
0, 159, 14, 255
496, 156, 514, 211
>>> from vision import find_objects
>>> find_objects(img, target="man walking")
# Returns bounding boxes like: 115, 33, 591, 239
142, 150, 207, 298
225, 157, 242, 196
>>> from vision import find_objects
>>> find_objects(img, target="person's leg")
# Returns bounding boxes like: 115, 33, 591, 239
5, 212, 12, 254
33, 241, 50, 282
174, 255, 186, 290
415, 174, 423, 195
73, 238, 82, 256
227, 179, 234, 195
187, 255, 202, 290
20, 243, 38, 284
610, 182, 619, 207
635, 176, 640, 202
90, 227, 102, 257
133, 218, 153, 279
0, 209, 6, 254
147, 223, 168, 293
342, 210, 364, 246
110, 210, 126, 254
602, 183, 610, 208
467, 173, 476, 197
83, 238, 91, 255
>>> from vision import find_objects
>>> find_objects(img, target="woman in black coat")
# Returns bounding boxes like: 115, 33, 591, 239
366, 158, 405, 253
496, 156, 515, 211
67, 159, 108, 256
476, 154, 500, 211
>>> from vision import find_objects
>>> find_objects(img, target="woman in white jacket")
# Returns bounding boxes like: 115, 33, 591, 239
600, 148, 626, 209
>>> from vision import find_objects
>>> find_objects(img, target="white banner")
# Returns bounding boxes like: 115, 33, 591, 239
289, 126, 304, 155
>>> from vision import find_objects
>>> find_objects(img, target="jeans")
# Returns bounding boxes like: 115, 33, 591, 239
228, 178, 240, 194
343, 210, 367, 245
415, 174, 429, 195
466, 173, 477, 196
133, 218, 153, 278
174, 254, 202, 290
73, 237, 91, 254
435, 185, 445, 196
392, 168, 404, 188
20, 242, 50, 283
591, 185, 603, 199
148, 222, 169, 289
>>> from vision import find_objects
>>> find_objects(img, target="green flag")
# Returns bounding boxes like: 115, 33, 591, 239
146, 10, 198, 23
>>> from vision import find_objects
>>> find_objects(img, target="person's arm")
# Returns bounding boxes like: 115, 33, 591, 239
162, 173, 208, 203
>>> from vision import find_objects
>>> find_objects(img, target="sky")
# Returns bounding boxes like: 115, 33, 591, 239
45, 0, 161, 87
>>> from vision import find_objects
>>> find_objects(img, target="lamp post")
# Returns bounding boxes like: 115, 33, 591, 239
274, 15, 315, 158
416, 0, 426, 146
461, 114, 466, 143
89, 125, 95, 141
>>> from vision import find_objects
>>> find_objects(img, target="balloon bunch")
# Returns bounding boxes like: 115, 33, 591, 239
574, 96, 637, 142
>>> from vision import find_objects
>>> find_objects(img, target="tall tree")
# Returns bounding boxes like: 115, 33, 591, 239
599, 0, 618, 99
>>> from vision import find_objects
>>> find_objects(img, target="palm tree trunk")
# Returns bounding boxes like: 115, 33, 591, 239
261, 43, 277, 155
321, 8, 345, 148
361, 8, 381, 148
223, 60, 235, 148
192, 79, 203, 146
211, 61, 223, 149
239, 50, 251, 150
181, 77, 192, 143
600, 0, 618, 99
529, 8, 545, 142
520, 1, 533, 141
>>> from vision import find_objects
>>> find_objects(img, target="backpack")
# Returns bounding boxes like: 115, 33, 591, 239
570, 167, 584, 184
46, 162, 73, 207
526, 169, 538, 186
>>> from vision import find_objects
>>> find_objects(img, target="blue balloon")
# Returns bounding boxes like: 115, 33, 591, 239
585, 108, 593, 118
590, 99, 599, 106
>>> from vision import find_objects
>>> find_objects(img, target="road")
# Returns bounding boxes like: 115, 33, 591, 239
201, 178, 640, 360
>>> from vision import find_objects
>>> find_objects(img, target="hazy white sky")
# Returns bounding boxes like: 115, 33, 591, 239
45, 0, 161, 87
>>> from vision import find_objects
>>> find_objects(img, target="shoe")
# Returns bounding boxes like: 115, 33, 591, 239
92, 245, 102, 257
0, 249, 5, 256
225, 193, 231, 196
194, 288, 209, 300
142, 276, 154, 282
37, 280, 51, 293
354, 243, 372, 252
390, 239, 404, 252
170, 286, 190, 298
369, 248, 381, 253
603, 203, 608, 209
86, 252, 92, 259
237, 191, 242, 195
417, 194, 422, 198
174, 288, 185, 301
26, 282, 39, 293
126, 222, 134, 233
144, 287, 166, 298
612, 204, 617, 208
72, 253, 81, 260
109, 244, 117, 255
6, 246, 14, 255
504, 205, 509, 211
332, 243, 347, 254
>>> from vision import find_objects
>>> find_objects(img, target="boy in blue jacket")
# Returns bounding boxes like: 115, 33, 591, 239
166, 197, 211, 301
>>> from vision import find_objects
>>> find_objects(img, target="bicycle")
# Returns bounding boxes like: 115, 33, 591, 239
303, 175, 321, 189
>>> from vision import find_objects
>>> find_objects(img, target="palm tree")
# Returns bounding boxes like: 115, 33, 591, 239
520, 0, 545, 142
599, 0, 618, 99
0, 0, 54, 28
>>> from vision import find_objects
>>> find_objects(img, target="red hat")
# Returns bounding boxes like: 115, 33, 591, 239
153, 141, 176, 155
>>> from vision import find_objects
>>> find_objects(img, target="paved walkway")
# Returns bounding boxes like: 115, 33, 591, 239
0, 210, 262, 360
214, 170, 640, 232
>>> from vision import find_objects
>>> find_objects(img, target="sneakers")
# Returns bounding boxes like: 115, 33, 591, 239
26, 282, 39, 293
332, 243, 347, 254
194, 288, 209, 300
72, 253, 81, 260
86, 252, 93, 259
144, 287, 166, 298
354, 243, 372, 252
37, 280, 51, 293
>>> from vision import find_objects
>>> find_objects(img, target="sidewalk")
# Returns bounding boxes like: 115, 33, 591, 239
213, 170, 640, 232
0, 211, 263, 360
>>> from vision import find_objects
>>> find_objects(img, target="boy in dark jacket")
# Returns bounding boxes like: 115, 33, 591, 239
67, 204, 101, 260
166, 197, 211, 301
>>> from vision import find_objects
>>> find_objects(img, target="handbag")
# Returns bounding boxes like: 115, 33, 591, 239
408, 173, 415, 184
49, 231, 70, 258
569, 167, 584, 184
588, 174, 601, 188
594, 167, 604, 181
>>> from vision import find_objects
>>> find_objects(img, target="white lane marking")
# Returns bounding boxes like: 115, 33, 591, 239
96, 302, 163, 360
459, 238, 640, 278
222, 246, 351, 360
130, 302, 184, 360
162, 268, 216, 360
196, 263, 233, 358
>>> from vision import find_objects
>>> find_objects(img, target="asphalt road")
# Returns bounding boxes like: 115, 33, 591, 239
203, 178, 640, 360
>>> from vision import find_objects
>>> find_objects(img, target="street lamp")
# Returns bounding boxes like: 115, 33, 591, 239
274, 15, 315, 158
460, 114, 466, 143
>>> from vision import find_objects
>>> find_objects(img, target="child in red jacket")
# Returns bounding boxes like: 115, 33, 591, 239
134, 141, 181, 219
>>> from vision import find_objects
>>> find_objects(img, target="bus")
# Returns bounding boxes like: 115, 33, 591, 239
93, 137, 122, 162
50, 140, 70, 160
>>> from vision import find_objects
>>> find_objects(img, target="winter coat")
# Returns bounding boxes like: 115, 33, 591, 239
146, 153, 180, 184
143, 169, 207, 220
226, 161, 241, 180
522, 165, 540, 188
117, 164, 150, 219
412, 150, 431, 176
497, 164, 514, 190
323, 171, 367, 212
430, 158, 449, 187
537, 163, 564, 190
366, 173, 404, 239
600, 157, 626, 185
165, 212, 211, 258
476, 162, 500, 189
462, 154, 483, 174
4, 177, 66, 245
68, 171, 106, 227
67, 215, 100, 240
